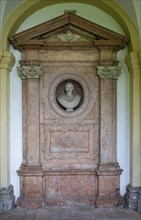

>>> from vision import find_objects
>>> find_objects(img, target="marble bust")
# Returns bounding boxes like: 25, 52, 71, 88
57, 82, 81, 112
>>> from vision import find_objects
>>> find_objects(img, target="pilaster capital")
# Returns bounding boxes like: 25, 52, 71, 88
97, 66, 121, 79
17, 66, 42, 79
0, 50, 15, 71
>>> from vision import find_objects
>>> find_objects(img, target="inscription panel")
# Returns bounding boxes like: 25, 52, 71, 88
40, 124, 99, 168
51, 130, 89, 153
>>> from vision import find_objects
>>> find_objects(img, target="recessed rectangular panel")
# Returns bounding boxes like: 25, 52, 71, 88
41, 124, 97, 166
45, 174, 97, 197
51, 130, 89, 153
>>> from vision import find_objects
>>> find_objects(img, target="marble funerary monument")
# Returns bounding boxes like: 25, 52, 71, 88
9, 12, 128, 208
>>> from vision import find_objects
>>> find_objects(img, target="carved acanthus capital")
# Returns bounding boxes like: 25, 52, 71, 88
97, 66, 121, 79
17, 66, 42, 79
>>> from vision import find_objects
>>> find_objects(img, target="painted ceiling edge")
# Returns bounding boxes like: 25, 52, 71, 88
0, 0, 139, 51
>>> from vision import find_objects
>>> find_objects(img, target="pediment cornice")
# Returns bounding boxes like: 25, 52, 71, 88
9, 13, 128, 50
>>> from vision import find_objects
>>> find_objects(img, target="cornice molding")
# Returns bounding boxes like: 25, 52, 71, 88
9, 13, 128, 50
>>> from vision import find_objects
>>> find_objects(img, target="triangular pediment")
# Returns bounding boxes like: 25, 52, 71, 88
9, 13, 128, 50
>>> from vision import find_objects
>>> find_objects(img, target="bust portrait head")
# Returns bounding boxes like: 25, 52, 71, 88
65, 82, 74, 97
57, 81, 81, 112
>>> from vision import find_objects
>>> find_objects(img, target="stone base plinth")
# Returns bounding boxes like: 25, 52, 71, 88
125, 184, 141, 212
96, 196, 119, 208
17, 197, 45, 209
45, 196, 96, 207
17, 165, 98, 208
17, 164, 44, 209
96, 163, 122, 208
0, 185, 15, 213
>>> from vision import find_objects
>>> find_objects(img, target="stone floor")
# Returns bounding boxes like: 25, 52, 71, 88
0, 207, 141, 220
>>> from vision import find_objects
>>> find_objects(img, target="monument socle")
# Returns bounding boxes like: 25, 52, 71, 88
9, 12, 128, 208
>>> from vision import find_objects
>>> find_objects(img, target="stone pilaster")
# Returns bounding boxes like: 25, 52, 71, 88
17, 65, 44, 208
0, 51, 15, 212
96, 66, 123, 208
17, 66, 41, 166
0, 51, 15, 187
97, 66, 121, 163
124, 52, 141, 212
